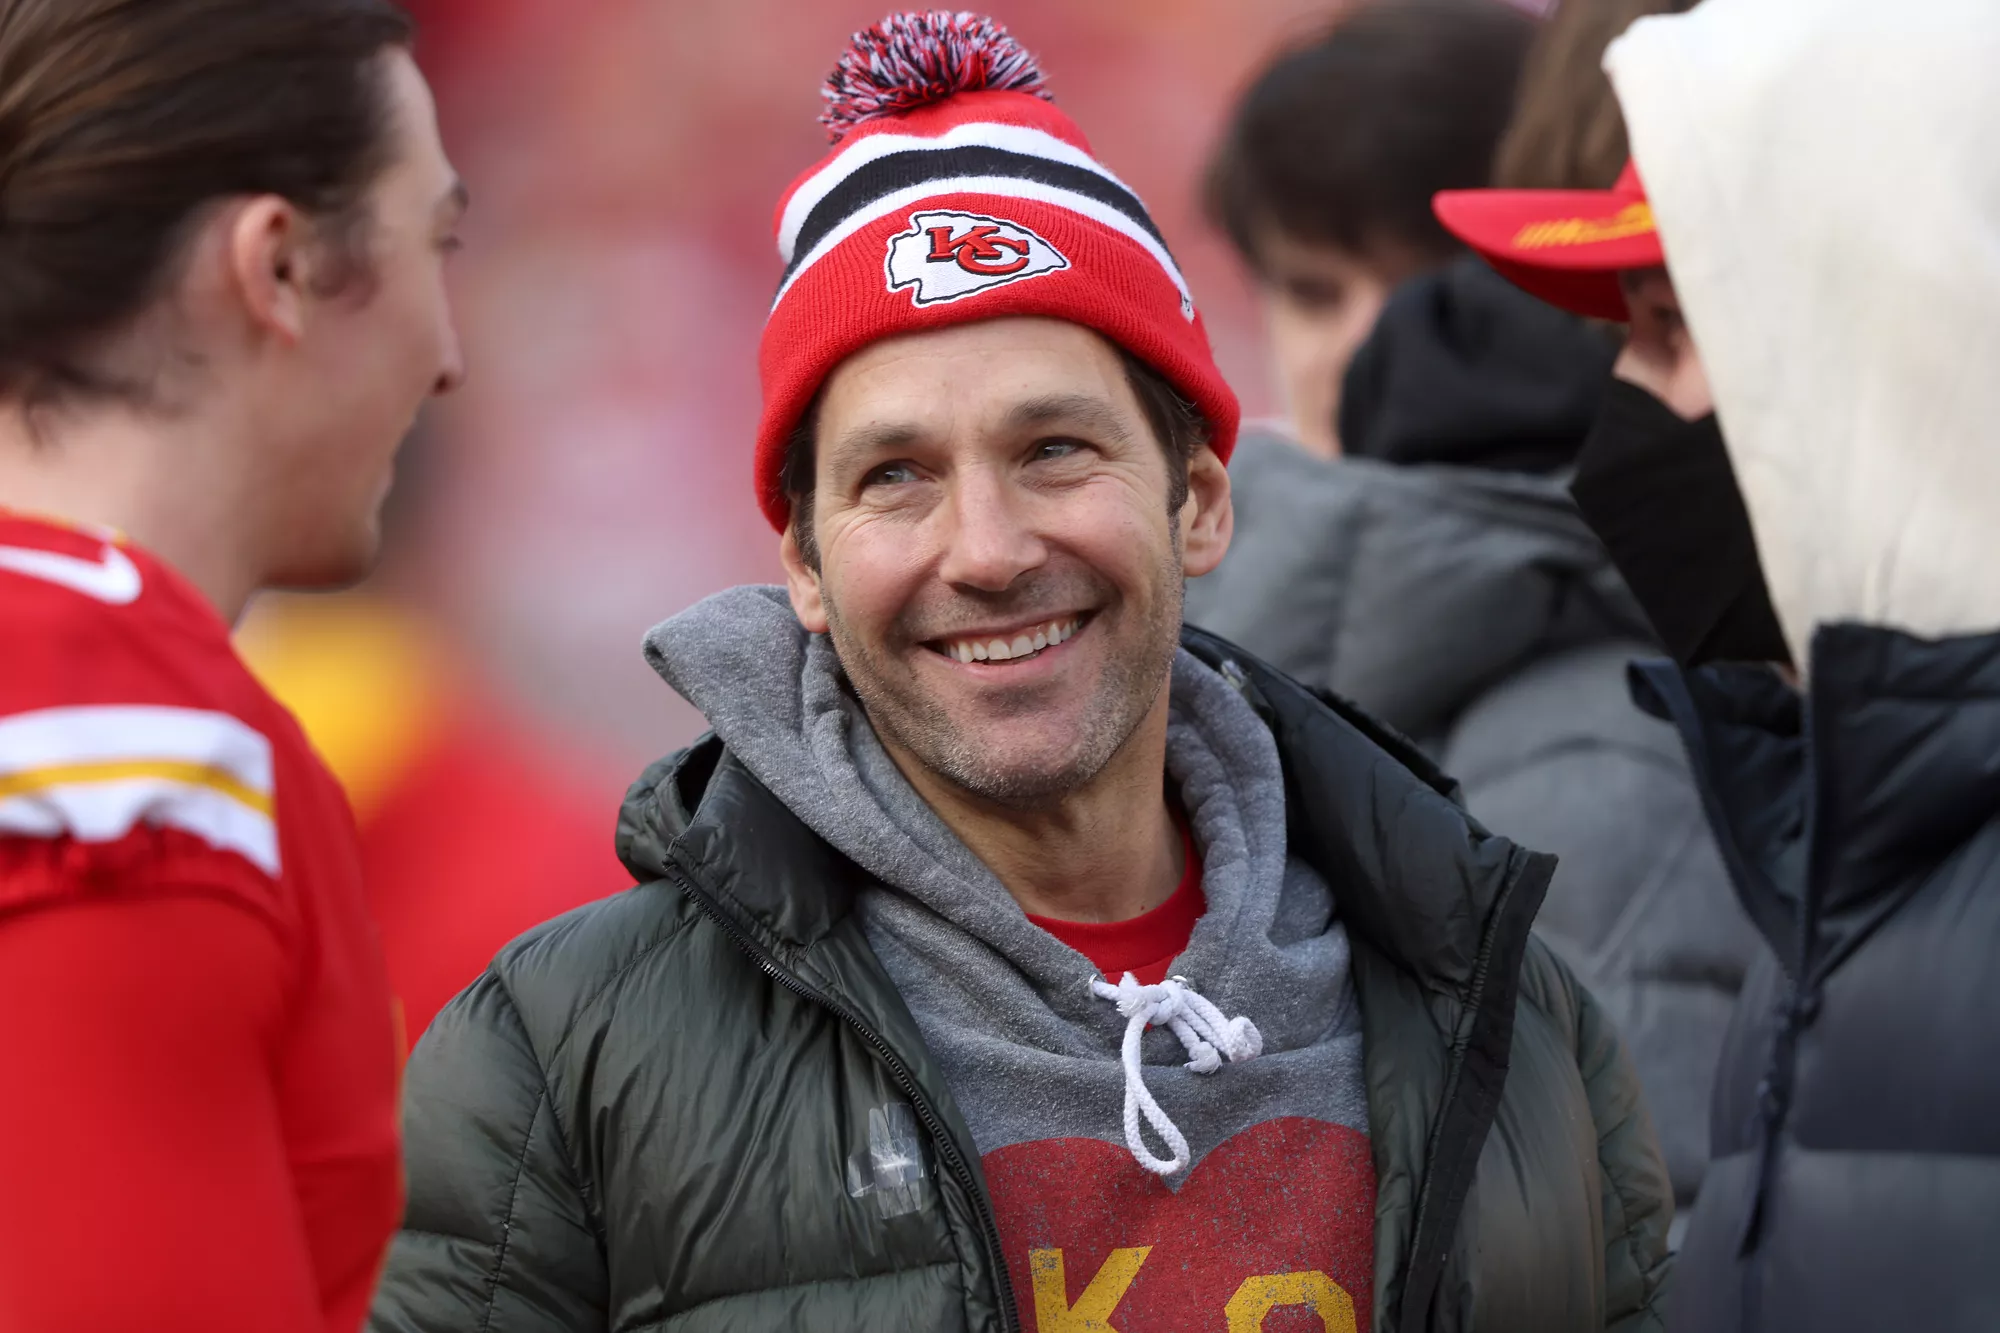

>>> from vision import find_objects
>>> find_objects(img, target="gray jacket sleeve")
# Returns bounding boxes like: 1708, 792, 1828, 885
369, 973, 607, 1333
1441, 640, 1758, 1211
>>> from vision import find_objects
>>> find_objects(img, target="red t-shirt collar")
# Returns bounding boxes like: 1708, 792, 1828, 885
1027, 815, 1205, 985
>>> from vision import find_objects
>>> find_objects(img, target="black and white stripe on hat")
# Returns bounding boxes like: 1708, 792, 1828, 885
774, 120, 1192, 314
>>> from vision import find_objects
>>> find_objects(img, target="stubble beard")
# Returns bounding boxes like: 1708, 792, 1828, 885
823, 545, 1186, 811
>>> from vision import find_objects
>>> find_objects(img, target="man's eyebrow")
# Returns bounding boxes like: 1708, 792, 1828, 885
826, 420, 928, 472
1001, 392, 1135, 444
824, 393, 1135, 472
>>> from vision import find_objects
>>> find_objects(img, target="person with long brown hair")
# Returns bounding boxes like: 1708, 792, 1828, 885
1491, 0, 1701, 193
0, 2, 464, 1328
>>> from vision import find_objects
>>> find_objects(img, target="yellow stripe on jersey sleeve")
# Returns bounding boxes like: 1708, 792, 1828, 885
0, 759, 275, 817
0, 705, 280, 875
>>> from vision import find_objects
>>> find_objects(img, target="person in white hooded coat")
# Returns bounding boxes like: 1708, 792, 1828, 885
1436, 0, 2000, 1328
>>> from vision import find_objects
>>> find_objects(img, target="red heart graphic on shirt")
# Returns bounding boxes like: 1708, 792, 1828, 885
982, 1117, 1375, 1331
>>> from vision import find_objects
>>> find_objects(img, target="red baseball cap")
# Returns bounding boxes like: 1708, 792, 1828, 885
1432, 161, 1661, 321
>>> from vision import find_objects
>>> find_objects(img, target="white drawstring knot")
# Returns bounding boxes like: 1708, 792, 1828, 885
1088, 972, 1263, 1176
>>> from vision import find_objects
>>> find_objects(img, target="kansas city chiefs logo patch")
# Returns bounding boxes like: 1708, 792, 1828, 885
885, 210, 1070, 306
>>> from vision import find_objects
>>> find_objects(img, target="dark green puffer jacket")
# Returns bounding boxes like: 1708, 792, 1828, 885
370, 633, 1672, 1332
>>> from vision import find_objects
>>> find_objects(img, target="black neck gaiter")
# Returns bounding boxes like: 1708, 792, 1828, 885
1570, 378, 1793, 668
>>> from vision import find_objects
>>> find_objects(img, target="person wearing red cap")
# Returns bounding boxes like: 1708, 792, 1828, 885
374, 14, 1670, 1332
1438, 155, 1792, 674
1437, 0, 2000, 1328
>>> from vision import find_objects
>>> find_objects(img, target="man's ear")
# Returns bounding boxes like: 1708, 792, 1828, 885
780, 520, 830, 633
1179, 445, 1233, 579
225, 196, 313, 345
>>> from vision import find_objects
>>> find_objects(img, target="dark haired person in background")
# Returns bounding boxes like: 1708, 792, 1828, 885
1190, 0, 1748, 1245
0, 1, 463, 1329
1204, 0, 1535, 457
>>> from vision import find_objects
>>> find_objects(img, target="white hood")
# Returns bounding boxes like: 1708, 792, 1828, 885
1606, 0, 2000, 664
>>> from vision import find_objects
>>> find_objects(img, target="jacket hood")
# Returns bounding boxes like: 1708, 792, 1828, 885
1632, 624, 2000, 987
1339, 256, 1617, 474
1608, 0, 2000, 664
1185, 433, 1654, 742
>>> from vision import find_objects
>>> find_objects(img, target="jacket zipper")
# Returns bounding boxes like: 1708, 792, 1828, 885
661, 860, 1022, 1333
1735, 686, 1826, 1263
1393, 855, 1547, 1333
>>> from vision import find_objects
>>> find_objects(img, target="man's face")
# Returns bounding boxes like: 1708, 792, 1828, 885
263, 49, 467, 587
1615, 267, 1712, 421
782, 317, 1232, 809
1252, 228, 1410, 458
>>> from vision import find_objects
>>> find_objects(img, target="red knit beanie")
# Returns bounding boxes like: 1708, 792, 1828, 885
754, 11, 1241, 531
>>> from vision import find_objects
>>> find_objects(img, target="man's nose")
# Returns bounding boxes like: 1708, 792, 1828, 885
936, 468, 1047, 592
433, 319, 468, 396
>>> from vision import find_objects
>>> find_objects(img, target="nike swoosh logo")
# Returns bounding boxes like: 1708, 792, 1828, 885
0, 541, 143, 605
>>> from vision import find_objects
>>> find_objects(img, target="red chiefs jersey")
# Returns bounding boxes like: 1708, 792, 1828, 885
0, 513, 402, 1332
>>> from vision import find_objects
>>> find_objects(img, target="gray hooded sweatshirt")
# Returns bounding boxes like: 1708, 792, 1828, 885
645, 585, 1375, 1304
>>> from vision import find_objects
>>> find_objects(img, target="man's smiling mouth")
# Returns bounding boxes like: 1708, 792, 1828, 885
928, 614, 1085, 664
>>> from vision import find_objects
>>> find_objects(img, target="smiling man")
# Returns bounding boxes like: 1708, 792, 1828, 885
374, 14, 1671, 1333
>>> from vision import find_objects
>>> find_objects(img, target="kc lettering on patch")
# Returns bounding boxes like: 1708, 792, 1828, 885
985, 1118, 1375, 1331
885, 209, 1069, 306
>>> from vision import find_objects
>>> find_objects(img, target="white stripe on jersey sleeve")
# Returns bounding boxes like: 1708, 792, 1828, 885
0, 705, 275, 791
0, 779, 280, 876
0, 705, 280, 875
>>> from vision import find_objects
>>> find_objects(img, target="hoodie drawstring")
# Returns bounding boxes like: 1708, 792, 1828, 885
1088, 973, 1263, 1176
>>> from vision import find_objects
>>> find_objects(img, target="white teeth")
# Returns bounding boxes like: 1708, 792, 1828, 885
941, 616, 1082, 663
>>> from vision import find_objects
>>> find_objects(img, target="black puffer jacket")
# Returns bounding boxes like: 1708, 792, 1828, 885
1634, 625, 2000, 1331
370, 634, 1672, 1332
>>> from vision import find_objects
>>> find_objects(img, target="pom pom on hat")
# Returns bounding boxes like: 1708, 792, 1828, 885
819, 10, 1053, 142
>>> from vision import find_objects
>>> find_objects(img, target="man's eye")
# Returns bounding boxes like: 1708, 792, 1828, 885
1283, 278, 1346, 310
1031, 438, 1086, 463
862, 461, 920, 488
